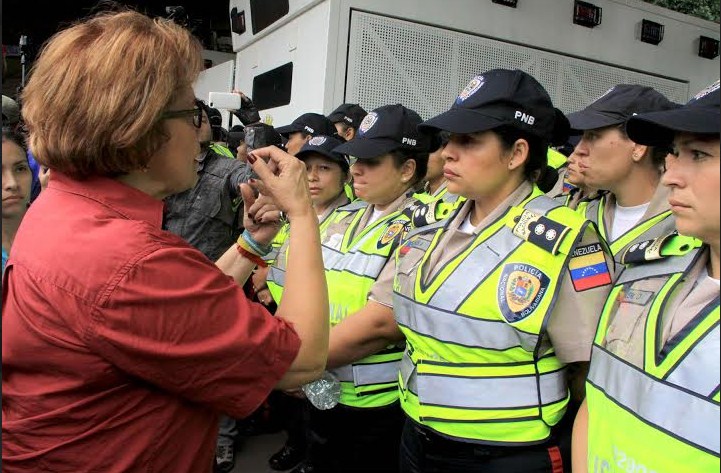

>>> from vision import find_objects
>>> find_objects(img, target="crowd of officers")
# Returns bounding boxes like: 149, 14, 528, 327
2, 10, 718, 473
189, 73, 720, 473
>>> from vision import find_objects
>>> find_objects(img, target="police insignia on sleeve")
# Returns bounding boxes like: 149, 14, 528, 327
497, 263, 551, 323
378, 220, 409, 249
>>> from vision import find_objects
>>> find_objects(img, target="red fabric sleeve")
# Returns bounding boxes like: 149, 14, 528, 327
84, 245, 301, 419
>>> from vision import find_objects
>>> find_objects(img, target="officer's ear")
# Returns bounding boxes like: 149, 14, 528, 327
400, 158, 417, 184
631, 143, 649, 163
507, 138, 529, 172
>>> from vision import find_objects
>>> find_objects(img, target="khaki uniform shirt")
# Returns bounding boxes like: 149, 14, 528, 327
604, 250, 719, 368
600, 184, 671, 246
371, 181, 614, 363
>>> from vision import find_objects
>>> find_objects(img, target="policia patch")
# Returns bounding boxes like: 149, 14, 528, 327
497, 263, 551, 323
378, 220, 410, 249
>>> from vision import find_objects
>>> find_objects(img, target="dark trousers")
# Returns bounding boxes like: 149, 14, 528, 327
308, 401, 404, 473
399, 418, 567, 473
269, 391, 308, 451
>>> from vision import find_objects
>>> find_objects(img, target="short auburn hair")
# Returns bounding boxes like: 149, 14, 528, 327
22, 9, 203, 179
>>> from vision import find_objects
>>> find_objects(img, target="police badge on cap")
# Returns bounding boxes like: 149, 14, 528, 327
456, 75, 485, 104
359, 112, 379, 135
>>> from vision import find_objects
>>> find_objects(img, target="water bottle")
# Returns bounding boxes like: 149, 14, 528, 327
302, 371, 341, 410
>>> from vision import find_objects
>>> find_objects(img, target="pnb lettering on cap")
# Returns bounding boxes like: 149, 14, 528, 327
304, 126, 315, 134
514, 111, 536, 125
402, 137, 417, 146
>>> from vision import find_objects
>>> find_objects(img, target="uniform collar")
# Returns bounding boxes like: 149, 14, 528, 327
450, 181, 534, 235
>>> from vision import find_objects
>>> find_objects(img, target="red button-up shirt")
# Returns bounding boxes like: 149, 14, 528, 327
2, 172, 300, 472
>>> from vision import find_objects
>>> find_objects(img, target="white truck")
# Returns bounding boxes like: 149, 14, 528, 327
196, 0, 720, 128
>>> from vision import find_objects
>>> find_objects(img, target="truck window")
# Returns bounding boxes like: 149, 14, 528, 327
250, 0, 289, 35
252, 62, 293, 110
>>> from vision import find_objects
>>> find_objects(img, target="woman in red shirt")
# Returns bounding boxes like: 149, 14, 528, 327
2, 9, 329, 473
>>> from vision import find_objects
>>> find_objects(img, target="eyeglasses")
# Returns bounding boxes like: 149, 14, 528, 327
161, 101, 204, 129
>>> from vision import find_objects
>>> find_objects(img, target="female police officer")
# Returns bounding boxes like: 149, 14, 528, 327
367, 69, 616, 472
568, 85, 679, 263
573, 81, 720, 473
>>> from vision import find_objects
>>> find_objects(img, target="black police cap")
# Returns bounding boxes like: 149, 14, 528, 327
296, 135, 350, 171
567, 84, 680, 133
327, 103, 368, 129
419, 69, 569, 146
333, 104, 431, 160
275, 113, 337, 138
626, 80, 720, 147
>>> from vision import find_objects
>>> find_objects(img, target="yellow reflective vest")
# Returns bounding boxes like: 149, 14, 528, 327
394, 188, 599, 444
316, 199, 412, 408
576, 192, 675, 263
586, 235, 719, 473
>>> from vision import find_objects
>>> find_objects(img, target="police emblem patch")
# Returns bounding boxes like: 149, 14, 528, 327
309, 136, 327, 146
456, 75, 485, 103
359, 112, 379, 135
378, 220, 409, 249
497, 263, 550, 323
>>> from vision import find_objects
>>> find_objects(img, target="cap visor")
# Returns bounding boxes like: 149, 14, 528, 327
296, 148, 344, 165
275, 124, 301, 137
334, 137, 398, 159
626, 109, 720, 147
566, 110, 623, 132
418, 108, 507, 135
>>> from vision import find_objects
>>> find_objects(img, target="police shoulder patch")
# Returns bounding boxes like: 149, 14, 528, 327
497, 263, 551, 323
378, 219, 409, 249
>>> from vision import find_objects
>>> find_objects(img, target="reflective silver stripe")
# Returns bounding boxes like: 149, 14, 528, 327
402, 220, 446, 243
395, 294, 538, 351
526, 195, 562, 215
445, 193, 461, 204
416, 368, 567, 409
267, 266, 285, 288
589, 347, 720, 454
263, 248, 280, 263
353, 361, 401, 386
428, 226, 522, 310
665, 322, 720, 397
617, 250, 697, 286
623, 214, 675, 249
338, 200, 368, 212
330, 362, 401, 386
331, 365, 354, 383
585, 198, 601, 226
400, 352, 417, 393
322, 245, 388, 279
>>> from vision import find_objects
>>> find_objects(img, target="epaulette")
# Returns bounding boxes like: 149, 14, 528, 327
621, 232, 702, 265
511, 209, 572, 255
403, 200, 455, 228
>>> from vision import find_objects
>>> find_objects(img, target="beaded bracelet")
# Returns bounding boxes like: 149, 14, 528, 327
238, 230, 272, 256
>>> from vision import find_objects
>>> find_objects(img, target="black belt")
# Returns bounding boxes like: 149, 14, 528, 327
410, 422, 557, 458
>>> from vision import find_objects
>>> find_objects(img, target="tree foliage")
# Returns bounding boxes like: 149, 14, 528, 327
642, 0, 720, 23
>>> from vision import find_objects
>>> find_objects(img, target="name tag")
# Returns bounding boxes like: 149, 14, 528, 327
619, 288, 654, 306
